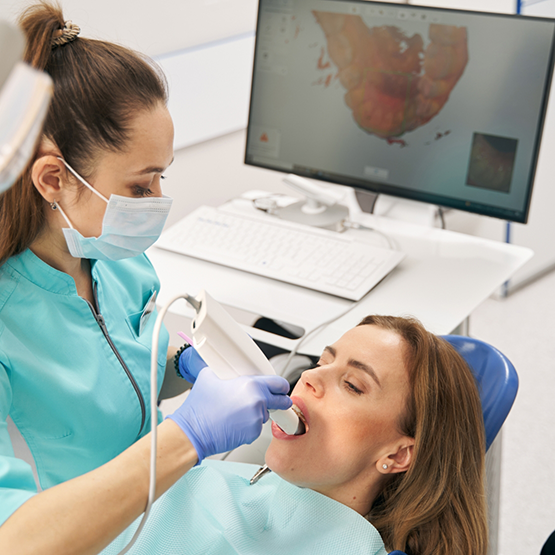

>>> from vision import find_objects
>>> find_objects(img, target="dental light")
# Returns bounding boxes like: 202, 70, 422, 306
0, 21, 52, 194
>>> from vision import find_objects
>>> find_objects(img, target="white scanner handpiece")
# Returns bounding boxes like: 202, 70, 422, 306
190, 290, 301, 435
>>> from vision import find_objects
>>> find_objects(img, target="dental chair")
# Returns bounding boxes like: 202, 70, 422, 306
443, 334, 519, 451
388, 335, 519, 555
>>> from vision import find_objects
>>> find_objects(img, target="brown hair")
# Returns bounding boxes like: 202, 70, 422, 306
0, 1, 167, 266
359, 315, 487, 555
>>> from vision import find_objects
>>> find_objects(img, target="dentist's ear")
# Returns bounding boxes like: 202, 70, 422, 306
378, 438, 415, 475
31, 153, 67, 204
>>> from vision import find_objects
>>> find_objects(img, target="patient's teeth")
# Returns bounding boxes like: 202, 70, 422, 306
292, 404, 306, 423
291, 404, 308, 435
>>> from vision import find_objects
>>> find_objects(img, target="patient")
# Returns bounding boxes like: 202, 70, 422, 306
102, 315, 487, 555
267, 315, 487, 555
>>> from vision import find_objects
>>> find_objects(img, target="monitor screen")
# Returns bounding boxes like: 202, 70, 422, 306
245, 0, 555, 223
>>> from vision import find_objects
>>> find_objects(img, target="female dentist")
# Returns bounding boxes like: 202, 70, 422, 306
0, 4, 292, 555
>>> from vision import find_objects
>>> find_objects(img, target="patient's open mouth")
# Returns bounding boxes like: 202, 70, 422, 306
292, 404, 308, 435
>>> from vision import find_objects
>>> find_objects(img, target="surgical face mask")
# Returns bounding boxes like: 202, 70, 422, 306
53, 158, 173, 261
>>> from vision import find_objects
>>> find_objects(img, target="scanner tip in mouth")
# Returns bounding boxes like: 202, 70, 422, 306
292, 404, 308, 435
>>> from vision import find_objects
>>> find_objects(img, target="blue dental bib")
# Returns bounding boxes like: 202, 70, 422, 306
102, 460, 387, 555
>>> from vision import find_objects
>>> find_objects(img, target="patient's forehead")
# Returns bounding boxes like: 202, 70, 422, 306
329, 325, 408, 381
333, 325, 404, 353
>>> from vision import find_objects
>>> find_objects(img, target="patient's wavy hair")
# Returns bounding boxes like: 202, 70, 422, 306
360, 315, 487, 555
0, 1, 167, 266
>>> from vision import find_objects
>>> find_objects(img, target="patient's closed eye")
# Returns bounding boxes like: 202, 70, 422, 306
344, 381, 363, 395
304, 362, 364, 395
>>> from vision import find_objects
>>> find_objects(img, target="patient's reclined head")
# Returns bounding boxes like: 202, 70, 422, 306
266, 314, 487, 555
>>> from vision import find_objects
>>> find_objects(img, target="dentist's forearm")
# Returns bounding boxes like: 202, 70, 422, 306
0, 419, 196, 555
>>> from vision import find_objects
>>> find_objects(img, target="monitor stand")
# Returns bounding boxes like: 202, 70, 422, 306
274, 174, 350, 232
273, 175, 438, 231
274, 200, 349, 232
354, 189, 438, 228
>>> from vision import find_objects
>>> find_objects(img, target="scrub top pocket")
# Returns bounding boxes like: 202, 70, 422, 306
126, 291, 167, 368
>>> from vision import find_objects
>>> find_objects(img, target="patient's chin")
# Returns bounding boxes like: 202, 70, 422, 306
265, 439, 306, 484
264, 438, 284, 471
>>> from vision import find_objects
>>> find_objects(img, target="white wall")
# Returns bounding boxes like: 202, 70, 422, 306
0, 0, 518, 57
0, 0, 258, 56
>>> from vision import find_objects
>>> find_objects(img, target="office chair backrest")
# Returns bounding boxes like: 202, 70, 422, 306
442, 335, 518, 451
541, 530, 555, 554
386, 336, 518, 555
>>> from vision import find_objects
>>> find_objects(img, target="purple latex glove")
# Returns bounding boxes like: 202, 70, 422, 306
167, 367, 292, 464
178, 346, 207, 384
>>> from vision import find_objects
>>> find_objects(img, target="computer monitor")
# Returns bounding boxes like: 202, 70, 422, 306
245, 0, 555, 223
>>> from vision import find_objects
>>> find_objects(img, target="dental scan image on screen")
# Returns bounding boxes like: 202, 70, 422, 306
312, 11, 468, 142
245, 0, 555, 222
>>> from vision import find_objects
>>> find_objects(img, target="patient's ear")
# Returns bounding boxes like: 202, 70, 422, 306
378, 437, 415, 475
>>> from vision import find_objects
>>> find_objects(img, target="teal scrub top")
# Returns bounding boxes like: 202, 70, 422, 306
0, 249, 169, 525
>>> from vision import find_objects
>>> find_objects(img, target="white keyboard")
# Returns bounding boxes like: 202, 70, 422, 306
156, 205, 405, 301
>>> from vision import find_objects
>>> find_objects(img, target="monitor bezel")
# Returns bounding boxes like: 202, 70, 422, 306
244, 0, 555, 224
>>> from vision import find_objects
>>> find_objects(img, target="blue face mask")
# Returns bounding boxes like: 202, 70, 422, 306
53, 158, 173, 261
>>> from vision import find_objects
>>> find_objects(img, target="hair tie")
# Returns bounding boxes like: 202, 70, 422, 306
52, 21, 80, 48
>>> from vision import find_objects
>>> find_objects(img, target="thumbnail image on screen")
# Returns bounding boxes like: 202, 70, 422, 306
245, 0, 555, 223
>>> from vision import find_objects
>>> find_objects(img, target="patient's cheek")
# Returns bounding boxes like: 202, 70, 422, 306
313, 11, 468, 139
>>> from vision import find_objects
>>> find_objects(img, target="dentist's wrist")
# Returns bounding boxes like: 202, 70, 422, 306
174, 342, 191, 379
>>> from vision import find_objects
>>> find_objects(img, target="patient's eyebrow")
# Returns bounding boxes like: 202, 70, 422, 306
348, 359, 382, 388
324, 345, 382, 388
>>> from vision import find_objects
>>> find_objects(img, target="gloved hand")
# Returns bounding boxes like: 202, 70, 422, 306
178, 346, 207, 383
167, 367, 292, 464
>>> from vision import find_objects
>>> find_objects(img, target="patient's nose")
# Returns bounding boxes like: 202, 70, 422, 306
300, 367, 326, 398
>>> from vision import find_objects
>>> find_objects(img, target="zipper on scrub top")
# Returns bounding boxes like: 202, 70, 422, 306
85, 281, 147, 436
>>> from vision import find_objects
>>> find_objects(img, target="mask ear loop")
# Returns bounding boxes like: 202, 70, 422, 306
56, 156, 109, 203
50, 200, 74, 229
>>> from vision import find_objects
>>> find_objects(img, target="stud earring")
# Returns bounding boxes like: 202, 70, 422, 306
382, 464, 388, 470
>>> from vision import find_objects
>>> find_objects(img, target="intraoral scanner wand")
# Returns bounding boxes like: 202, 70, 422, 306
185, 290, 305, 436
119, 289, 300, 552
